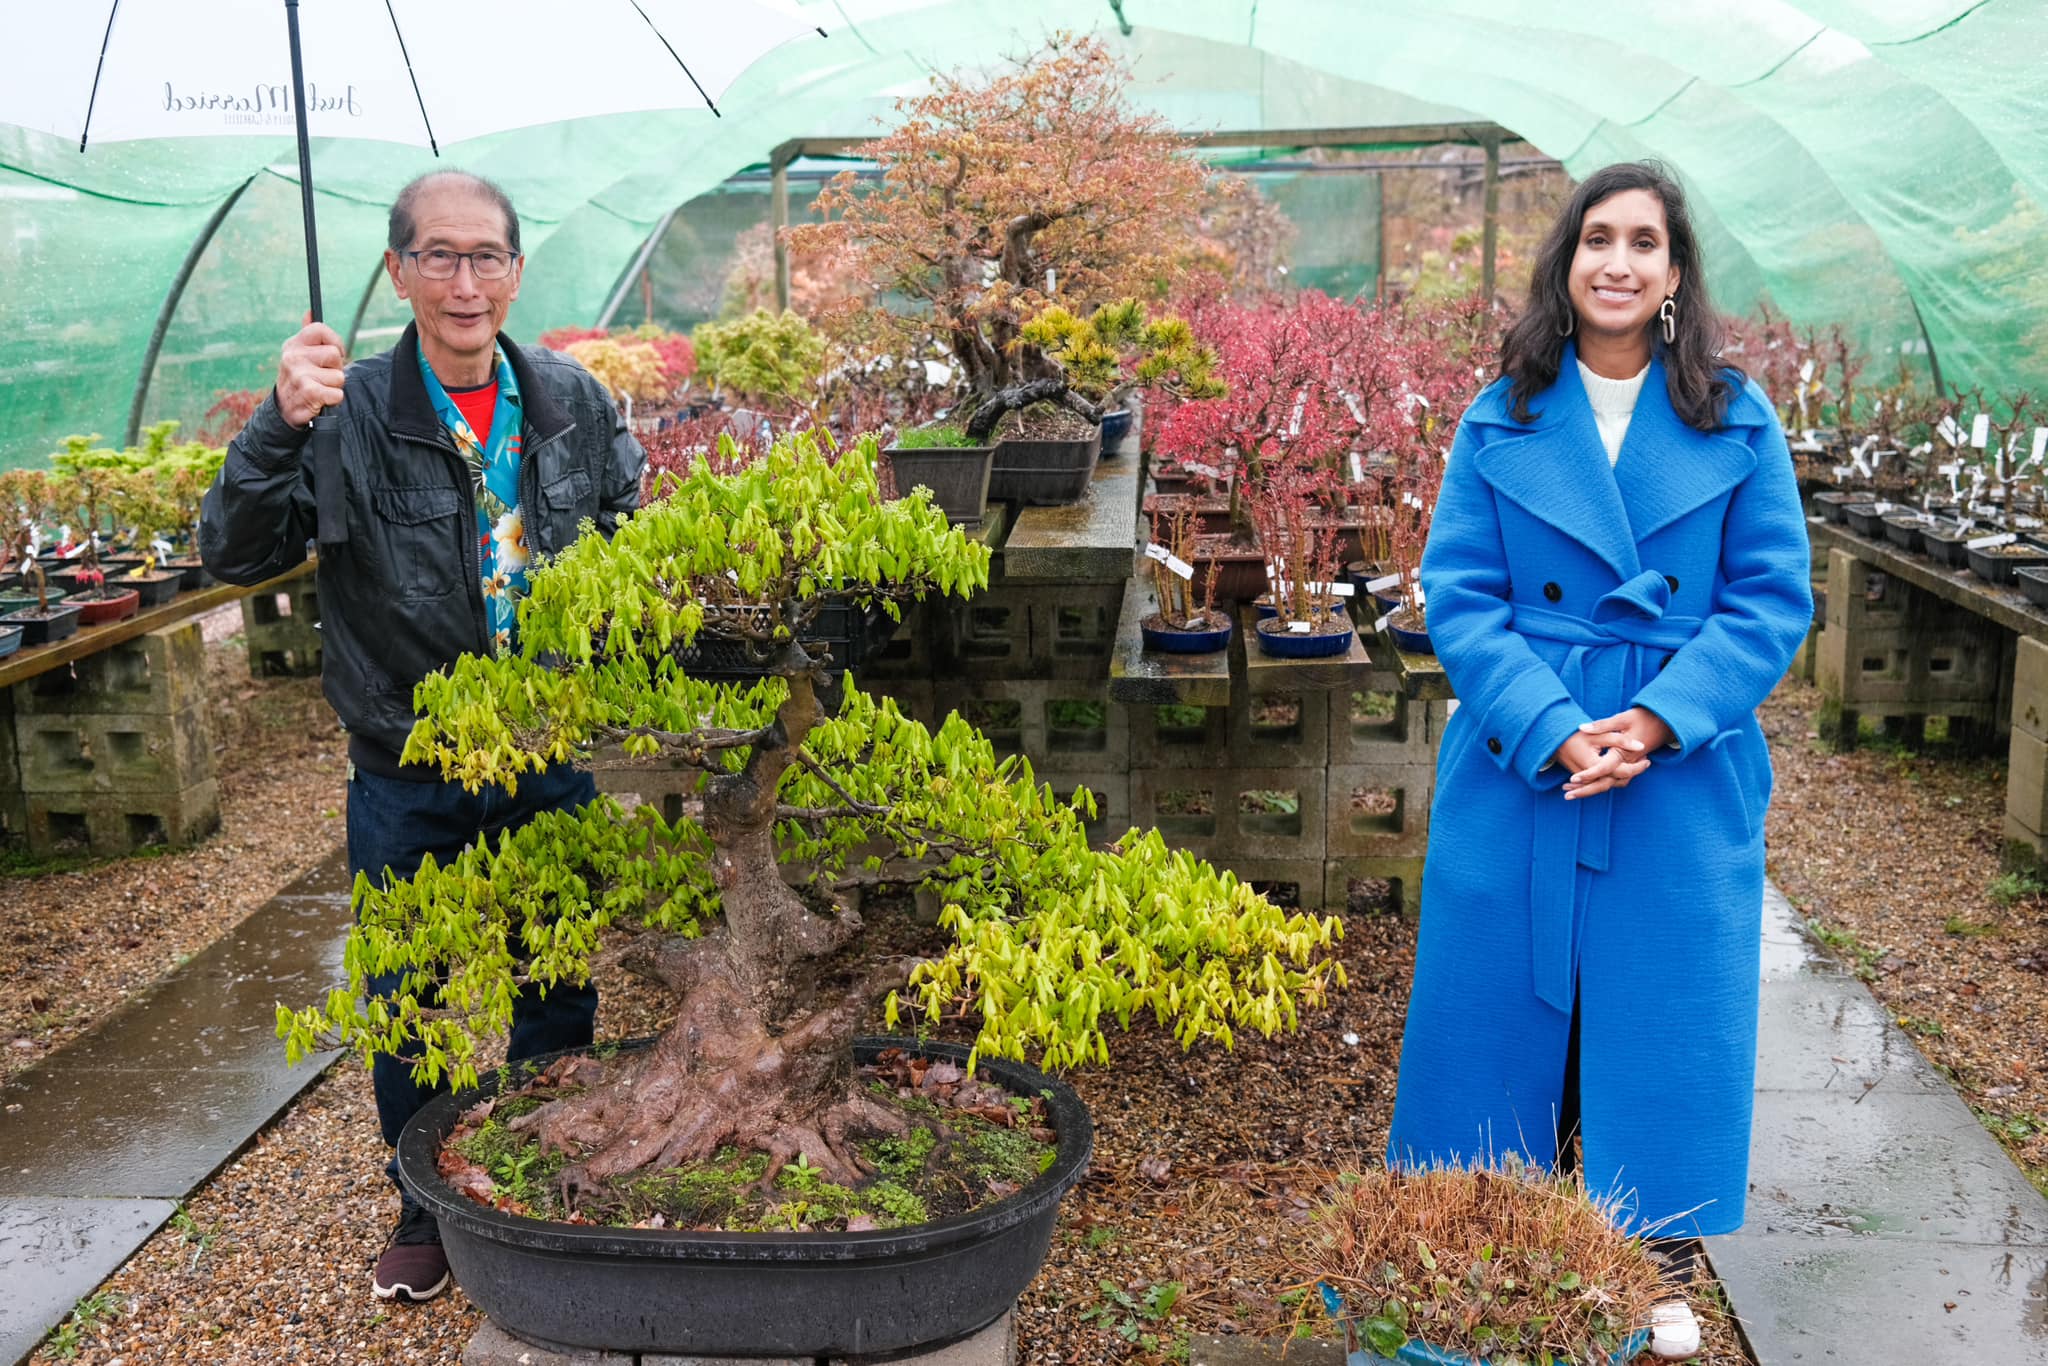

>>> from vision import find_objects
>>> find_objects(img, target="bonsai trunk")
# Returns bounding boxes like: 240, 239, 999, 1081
512, 662, 911, 1202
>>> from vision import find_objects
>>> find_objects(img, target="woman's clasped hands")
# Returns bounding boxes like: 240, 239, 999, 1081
1555, 707, 1674, 800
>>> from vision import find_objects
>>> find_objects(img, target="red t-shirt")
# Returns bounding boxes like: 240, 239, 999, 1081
448, 381, 498, 447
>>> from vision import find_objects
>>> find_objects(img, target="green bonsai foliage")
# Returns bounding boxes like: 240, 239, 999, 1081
0, 468, 52, 612
1018, 298, 1225, 407
692, 309, 828, 407
960, 298, 1223, 443
890, 423, 980, 450
279, 433, 1342, 1201
131, 421, 227, 552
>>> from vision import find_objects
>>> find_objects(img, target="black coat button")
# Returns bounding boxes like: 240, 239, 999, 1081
1543, 582, 1562, 602
1665, 574, 1680, 591
1487, 737, 1503, 754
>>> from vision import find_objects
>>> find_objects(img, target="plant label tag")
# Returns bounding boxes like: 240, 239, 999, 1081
1324, 581, 1356, 597
1958, 519, 1976, 533
1968, 531, 2017, 550
1939, 415, 1963, 447
1798, 358, 1814, 383
2034, 428, 2048, 465
1402, 491, 1423, 509
1165, 554, 1195, 581
152, 537, 175, 560
1144, 542, 1170, 563
1939, 462, 1961, 476
1287, 620, 1313, 634
1372, 612, 1393, 633
1349, 452, 1365, 482
2019, 517, 2045, 530
1972, 413, 1991, 448
1832, 465, 1854, 478
1184, 460, 1221, 479
1872, 501, 1894, 514
1365, 572, 1402, 593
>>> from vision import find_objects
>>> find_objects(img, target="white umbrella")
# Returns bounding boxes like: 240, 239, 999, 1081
0, 0, 827, 542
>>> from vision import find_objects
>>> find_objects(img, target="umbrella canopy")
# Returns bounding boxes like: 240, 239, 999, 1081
4, 0, 827, 148
0, 0, 827, 546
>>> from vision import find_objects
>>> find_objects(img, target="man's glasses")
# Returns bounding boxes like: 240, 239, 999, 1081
403, 249, 520, 281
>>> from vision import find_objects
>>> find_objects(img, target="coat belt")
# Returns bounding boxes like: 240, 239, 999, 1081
1507, 570, 1704, 1012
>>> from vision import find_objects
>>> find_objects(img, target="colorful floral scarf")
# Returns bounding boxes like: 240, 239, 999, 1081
417, 346, 526, 655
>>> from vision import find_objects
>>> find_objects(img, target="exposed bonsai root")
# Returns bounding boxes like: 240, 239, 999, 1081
507, 948, 914, 1207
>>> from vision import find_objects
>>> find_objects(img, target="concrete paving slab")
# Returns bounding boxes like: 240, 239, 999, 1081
1189, 1333, 1345, 1366
1757, 930, 1845, 981
0, 1195, 175, 1366
1712, 1234, 2048, 1364
830, 1311, 1015, 1366
463, 1320, 633, 1364
1759, 882, 1812, 942
0, 849, 351, 1197
1753, 975, 1950, 1096
271, 846, 354, 901
0, 1056, 337, 1197
1001, 455, 1140, 584
1742, 1087, 2048, 1244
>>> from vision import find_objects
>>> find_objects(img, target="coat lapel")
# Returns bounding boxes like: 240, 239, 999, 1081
1471, 346, 1640, 582
1612, 356, 1757, 541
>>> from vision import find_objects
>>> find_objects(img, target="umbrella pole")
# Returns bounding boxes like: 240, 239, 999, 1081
283, 0, 323, 323
284, 0, 349, 547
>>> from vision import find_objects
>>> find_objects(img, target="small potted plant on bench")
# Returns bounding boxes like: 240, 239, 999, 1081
0, 469, 81, 648
1139, 505, 1230, 653
879, 420, 995, 524
44, 437, 140, 626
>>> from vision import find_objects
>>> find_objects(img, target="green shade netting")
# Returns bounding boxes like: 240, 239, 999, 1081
2, 0, 2042, 466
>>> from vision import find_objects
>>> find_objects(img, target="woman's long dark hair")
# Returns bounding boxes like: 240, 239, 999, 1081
1500, 161, 1739, 432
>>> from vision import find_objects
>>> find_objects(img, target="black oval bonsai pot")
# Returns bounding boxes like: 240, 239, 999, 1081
398, 1035, 1093, 1358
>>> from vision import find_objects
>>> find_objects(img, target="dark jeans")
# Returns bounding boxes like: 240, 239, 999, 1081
347, 761, 600, 1212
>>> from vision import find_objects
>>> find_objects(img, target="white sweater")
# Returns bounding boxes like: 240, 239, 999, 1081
1578, 359, 1650, 466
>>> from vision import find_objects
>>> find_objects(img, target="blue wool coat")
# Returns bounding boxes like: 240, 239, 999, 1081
1387, 347, 1812, 1237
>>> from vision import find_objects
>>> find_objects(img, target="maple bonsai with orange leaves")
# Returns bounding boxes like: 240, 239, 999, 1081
791, 32, 1215, 441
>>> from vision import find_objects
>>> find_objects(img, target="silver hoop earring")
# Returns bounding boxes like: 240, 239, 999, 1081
1557, 312, 1576, 338
1660, 296, 1677, 345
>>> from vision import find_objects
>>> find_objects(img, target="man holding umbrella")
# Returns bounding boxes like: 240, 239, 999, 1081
201, 168, 644, 1302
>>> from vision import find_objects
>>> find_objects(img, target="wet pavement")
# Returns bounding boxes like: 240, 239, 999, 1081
1706, 882, 2048, 1362
0, 849, 350, 1365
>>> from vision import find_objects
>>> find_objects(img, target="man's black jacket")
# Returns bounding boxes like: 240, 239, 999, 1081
200, 324, 643, 778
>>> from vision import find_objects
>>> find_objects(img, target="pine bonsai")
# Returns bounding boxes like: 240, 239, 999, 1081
280, 433, 1343, 1203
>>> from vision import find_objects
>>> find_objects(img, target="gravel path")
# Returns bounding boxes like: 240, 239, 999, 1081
53, 668, 2041, 1361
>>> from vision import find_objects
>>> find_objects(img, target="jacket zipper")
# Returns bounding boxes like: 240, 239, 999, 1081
411, 428, 492, 656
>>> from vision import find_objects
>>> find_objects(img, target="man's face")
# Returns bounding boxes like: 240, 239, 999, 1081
383, 180, 522, 373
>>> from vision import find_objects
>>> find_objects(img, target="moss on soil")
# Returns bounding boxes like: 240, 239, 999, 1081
445, 1074, 1055, 1234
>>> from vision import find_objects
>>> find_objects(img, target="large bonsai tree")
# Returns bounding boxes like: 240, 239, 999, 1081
281, 435, 1342, 1199
791, 33, 1214, 436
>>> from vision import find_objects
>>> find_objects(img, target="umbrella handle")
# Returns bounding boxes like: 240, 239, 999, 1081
313, 409, 348, 546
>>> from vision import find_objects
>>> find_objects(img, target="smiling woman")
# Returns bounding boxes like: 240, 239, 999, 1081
1387, 160, 1814, 1361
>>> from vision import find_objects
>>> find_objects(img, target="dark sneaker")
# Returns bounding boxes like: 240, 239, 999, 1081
372, 1205, 449, 1302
